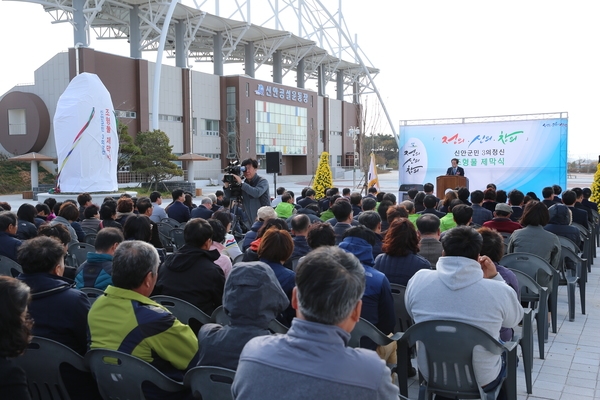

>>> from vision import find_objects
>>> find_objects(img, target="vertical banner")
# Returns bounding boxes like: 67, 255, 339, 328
399, 117, 568, 195
368, 152, 380, 191
54, 73, 119, 192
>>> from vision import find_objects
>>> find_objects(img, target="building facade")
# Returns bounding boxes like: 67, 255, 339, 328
0, 48, 361, 179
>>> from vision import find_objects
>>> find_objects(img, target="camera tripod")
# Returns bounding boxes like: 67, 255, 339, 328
229, 196, 248, 241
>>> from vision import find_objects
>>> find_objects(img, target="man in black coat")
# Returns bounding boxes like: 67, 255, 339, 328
582, 188, 598, 212
562, 190, 589, 228
573, 187, 595, 224
417, 194, 446, 219
298, 188, 318, 209
154, 218, 224, 315
191, 197, 214, 219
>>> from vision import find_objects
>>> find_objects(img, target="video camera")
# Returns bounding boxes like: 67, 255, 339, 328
224, 160, 246, 178
223, 160, 246, 198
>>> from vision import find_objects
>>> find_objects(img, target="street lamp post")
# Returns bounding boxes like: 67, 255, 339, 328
349, 126, 360, 189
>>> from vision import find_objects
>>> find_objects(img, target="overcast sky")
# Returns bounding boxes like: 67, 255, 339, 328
1, 0, 598, 159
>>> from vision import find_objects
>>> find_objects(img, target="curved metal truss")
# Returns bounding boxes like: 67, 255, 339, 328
197, 0, 397, 138
13, 0, 397, 137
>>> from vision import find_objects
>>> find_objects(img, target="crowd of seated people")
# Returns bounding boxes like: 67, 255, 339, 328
1, 178, 598, 400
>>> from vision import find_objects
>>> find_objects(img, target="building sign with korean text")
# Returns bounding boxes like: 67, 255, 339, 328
255, 84, 309, 104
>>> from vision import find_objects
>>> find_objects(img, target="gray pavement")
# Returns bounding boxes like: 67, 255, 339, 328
403, 237, 600, 399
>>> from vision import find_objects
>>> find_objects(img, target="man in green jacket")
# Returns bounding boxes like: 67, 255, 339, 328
88, 240, 198, 397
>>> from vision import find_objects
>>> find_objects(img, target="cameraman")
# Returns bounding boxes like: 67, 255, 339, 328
223, 158, 271, 225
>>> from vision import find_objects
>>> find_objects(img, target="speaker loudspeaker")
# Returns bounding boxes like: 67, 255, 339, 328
266, 152, 282, 174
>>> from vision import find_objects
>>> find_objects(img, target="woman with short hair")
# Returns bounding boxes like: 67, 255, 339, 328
16, 204, 38, 240
80, 204, 101, 233
115, 198, 135, 226
374, 218, 431, 286
50, 202, 79, 245
258, 228, 296, 326
207, 219, 233, 278
507, 200, 561, 269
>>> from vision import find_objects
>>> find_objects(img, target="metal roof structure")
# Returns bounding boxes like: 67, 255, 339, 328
12, 0, 397, 138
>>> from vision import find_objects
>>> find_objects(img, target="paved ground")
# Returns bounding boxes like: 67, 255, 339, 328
403, 242, 600, 399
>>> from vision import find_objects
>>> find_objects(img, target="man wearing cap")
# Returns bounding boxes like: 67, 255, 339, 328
482, 203, 522, 234
242, 206, 277, 251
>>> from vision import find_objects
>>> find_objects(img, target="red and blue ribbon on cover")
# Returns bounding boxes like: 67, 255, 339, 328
55, 107, 95, 191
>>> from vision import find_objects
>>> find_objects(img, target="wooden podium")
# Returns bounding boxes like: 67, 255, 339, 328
436, 175, 468, 199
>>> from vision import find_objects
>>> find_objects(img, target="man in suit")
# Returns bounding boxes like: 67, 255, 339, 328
417, 194, 446, 219
365, 186, 378, 199
552, 185, 563, 203
191, 197, 214, 219
470, 190, 493, 226
166, 189, 191, 223
582, 188, 598, 212
572, 187, 594, 224
349, 192, 363, 217
508, 189, 525, 222
331, 200, 354, 245
298, 188, 317, 209
562, 190, 589, 227
446, 158, 465, 176
541, 187, 556, 208
423, 182, 440, 209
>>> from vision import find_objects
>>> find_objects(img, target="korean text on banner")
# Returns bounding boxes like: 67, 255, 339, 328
54, 73, 119, 193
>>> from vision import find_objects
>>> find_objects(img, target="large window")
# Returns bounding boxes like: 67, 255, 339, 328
226, 87, 237, 159
255, 100, 307, 155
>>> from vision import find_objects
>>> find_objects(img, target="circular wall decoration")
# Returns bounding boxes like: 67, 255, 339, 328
0, 91, 50, 154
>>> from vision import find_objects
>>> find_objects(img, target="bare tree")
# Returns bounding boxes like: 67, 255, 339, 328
220, 110, 242, 162
358, 95, 384, 173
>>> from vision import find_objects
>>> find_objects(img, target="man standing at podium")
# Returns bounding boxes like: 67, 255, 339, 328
446, 158, 465, 176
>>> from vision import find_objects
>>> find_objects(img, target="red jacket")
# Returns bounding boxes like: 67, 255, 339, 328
482, 218, 522, 234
